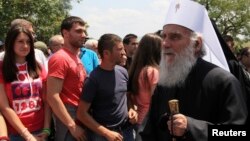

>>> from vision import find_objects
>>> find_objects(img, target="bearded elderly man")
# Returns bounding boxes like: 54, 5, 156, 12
140, 0, 247, 141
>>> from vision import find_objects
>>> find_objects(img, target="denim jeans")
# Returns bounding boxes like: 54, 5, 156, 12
88, 126, 134, 141
54, 104, 77, 141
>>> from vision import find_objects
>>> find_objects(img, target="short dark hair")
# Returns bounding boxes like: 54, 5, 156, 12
154, 30, 163, 38
123, 33, 137, 45
60, 16, 86, 36
98, 33, 122, 59
223, 35, 234, 42
238, 47, 250, 60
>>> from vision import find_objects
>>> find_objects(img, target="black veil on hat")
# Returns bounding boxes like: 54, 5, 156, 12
211, 20, 237, 61
211, 11, 250, 126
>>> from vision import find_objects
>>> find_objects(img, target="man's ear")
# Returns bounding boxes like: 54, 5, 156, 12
194, 37, 202, 55
103, 50, 111, 57
194, 40, 199, 48
62, 29, 68, 37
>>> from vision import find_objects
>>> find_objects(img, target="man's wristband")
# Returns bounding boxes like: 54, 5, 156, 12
42, 128, 51, 136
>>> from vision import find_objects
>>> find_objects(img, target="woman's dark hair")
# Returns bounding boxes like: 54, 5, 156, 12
3, 25, 41, 82
128, 33, 162, 94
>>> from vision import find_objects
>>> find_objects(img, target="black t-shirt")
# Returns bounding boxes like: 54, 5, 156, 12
81, 65, 128, 127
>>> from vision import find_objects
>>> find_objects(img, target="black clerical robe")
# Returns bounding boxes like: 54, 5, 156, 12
140, 58, 247, 141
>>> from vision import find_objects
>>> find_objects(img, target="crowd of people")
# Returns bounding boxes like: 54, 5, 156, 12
0, 0, 249, 141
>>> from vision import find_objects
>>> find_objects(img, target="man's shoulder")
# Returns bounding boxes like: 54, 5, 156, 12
89, 66, 101, 77
200, 60, 239, 86
50, 49, 69, 60
48, 49, 72, 67
115, 65, 128, 75
190, 58, 236, 84
35, 49, 46, 60
115, 65, 126, 71
81, 47, 96, 55
80, 47, 98, 59
198, 58, 230, 74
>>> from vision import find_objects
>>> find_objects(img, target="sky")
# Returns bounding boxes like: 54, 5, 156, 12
70, 0, 170, 39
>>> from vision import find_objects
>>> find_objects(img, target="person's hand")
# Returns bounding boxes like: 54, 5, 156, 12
104, 129, 123, 141
21, 128, 38, 141
35, 132, 49, 141
167, 113, 187, 137
27, 135, 39, 141
128, 108, 138, 124
25, 135, 38, 141
69, 124, 87, 141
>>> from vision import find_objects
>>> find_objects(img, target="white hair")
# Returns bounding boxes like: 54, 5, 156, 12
84, 39, 98, 49
48, 35, 64, 47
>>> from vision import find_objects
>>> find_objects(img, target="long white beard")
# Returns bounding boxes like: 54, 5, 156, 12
158, 42, 197, 87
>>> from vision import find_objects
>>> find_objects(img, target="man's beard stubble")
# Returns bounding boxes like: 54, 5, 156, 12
158, 41, 197, 87
69, 37, 85, 49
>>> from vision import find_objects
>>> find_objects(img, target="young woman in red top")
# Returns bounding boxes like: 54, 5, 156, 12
0, 25, 51, 141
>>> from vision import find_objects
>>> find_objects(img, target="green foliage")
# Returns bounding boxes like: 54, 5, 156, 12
0, 0, 82, 43
196, 0, 250, 44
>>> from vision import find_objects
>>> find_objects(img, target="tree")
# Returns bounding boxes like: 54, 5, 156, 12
196, 0, 250, 44
0, 0, 82, 43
